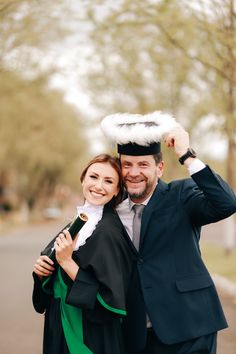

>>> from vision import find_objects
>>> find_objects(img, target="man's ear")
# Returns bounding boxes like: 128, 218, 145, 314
157, 161, 164, 178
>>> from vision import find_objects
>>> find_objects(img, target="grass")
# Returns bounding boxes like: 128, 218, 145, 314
201, 242, 236, 283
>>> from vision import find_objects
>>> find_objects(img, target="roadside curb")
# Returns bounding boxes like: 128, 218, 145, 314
212, 274, 236, 297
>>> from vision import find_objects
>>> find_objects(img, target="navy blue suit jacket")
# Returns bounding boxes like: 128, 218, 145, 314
123, 166, 236, 351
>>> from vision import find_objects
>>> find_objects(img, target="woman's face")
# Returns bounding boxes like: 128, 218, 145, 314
82, 162, 120, 206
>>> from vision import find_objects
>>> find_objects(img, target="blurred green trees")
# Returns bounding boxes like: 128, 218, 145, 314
0, 1, 86, 214
0, 70, 85, 213
83, 0, 236, 187
0, 0, 235, 219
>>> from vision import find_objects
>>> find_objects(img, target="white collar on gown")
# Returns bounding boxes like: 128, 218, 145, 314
74, 201, 104, 250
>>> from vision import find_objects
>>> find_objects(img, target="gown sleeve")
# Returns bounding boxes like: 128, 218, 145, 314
32, 223, 70, 313
66, 208, 134, 316
32, 272, 51, 313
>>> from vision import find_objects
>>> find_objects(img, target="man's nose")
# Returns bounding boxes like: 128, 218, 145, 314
128, 166, 140, 176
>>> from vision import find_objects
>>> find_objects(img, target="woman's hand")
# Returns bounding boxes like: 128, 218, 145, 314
33, 255, 55, 279
54, 229, 74, 266
54, 229, 79, 281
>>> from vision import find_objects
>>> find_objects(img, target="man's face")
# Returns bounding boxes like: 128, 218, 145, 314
120, 155, 164, 203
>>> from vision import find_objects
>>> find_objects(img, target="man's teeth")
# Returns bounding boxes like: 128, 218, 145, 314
129, 180, 143, 183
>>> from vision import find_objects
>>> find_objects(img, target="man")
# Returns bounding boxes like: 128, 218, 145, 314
101, 111, 236, 354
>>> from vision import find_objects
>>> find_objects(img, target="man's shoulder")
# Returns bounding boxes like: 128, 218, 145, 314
162, 177, 194, 189
155, 178, 197, 199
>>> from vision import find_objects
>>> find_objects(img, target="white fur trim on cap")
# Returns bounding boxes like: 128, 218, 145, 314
101, 111, 180, 146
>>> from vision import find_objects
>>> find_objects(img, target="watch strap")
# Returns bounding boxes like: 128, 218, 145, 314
178, 148, 196, 165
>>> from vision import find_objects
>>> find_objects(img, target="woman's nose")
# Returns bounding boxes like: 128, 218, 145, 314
94, 179, 103, 190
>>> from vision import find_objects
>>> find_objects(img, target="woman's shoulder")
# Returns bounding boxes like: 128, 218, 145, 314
91, 205, 125, 242
78, 204, 134, 262
98, 205, 123, 231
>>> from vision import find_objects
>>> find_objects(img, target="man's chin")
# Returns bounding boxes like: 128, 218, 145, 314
128, 189, 146, 200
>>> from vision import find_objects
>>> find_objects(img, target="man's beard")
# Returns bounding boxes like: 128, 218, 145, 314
126, 182, 152, 202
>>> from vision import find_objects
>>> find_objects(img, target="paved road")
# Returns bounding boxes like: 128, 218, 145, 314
217, 291, 236, 354
0, 220, 235, 354
0, 220, 64, 354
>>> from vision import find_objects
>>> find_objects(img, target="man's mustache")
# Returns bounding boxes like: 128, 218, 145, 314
125, 177, 146, 183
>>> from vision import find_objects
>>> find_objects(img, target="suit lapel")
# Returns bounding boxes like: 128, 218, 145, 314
140, 179, 169, 248
122, 223, 139, 255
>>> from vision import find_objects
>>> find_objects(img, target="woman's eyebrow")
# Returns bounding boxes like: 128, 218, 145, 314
104, 176, 116, 180
89, 171, 98, 176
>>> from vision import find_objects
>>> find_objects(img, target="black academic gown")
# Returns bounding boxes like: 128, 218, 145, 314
32, 204, 136, 354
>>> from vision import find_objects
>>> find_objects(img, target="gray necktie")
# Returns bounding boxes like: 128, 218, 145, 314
132, 204, 145, 250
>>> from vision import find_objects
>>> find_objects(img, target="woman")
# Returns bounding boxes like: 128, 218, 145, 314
32, 154, 135, 354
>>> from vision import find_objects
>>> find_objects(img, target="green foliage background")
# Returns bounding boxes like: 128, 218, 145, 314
0, 0, 235, 216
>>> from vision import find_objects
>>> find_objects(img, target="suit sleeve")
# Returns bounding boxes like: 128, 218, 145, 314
181, 166, 236, 225
66, 222, 133, 316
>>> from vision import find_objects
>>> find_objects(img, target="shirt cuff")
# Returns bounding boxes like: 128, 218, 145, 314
187, 159, 206, 176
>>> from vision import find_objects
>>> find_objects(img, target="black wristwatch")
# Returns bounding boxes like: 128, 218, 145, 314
178, 148, 197, 165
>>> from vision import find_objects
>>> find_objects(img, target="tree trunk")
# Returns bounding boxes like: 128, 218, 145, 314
226, 0, 236, 190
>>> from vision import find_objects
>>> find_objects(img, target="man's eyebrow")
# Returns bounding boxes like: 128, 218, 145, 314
122, 160, 150, 165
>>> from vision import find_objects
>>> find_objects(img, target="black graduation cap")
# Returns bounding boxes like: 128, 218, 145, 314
117, 142, 160, 156
101, 111, 180, 156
